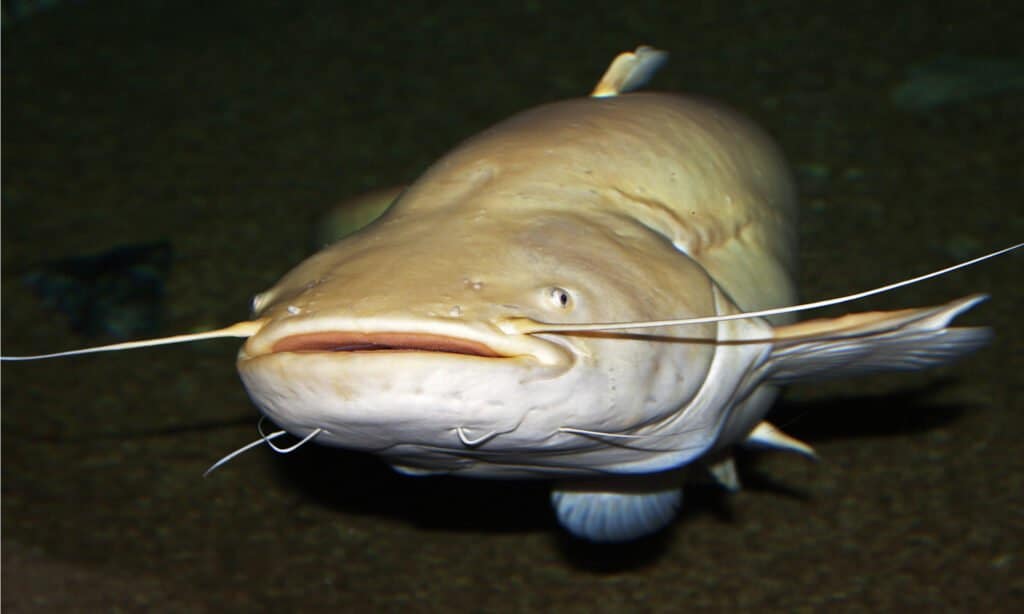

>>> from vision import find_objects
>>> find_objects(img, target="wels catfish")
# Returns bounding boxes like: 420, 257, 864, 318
4, 47, 1019, 542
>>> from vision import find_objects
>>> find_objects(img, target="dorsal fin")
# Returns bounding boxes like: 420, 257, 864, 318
591, 45, 668, 98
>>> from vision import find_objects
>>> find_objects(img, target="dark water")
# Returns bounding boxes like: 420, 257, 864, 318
3, 2, 1022, 611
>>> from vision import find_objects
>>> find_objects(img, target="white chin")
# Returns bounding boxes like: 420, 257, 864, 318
237, 350, 574, 460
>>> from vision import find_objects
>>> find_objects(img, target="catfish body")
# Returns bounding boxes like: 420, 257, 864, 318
237, 75, 989, 541
242, 93, 791, 471
0, 48, 1004, 543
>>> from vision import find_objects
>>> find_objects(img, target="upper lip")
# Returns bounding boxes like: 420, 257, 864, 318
240, 316, 571, 367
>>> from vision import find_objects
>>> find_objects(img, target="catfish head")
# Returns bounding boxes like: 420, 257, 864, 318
238, 198, 754, 479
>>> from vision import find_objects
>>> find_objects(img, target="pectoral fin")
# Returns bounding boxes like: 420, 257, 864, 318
763, 294, 991, 384
315, 185, 405, 246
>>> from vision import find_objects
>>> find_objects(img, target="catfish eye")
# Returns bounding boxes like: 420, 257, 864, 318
546, 287, 573, 309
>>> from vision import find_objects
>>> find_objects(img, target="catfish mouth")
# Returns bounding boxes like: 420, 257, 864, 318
271, 332, 503, 358
241, 317, 574, 368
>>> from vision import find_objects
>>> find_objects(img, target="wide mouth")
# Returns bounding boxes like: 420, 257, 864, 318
241, 316, 574, 368
271, 331, 503, 358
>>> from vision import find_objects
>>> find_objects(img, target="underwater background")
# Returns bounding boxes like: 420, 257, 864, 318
2, 1, 1022, 611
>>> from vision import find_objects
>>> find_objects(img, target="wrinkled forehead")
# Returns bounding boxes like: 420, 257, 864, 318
255, 208, 709, 318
